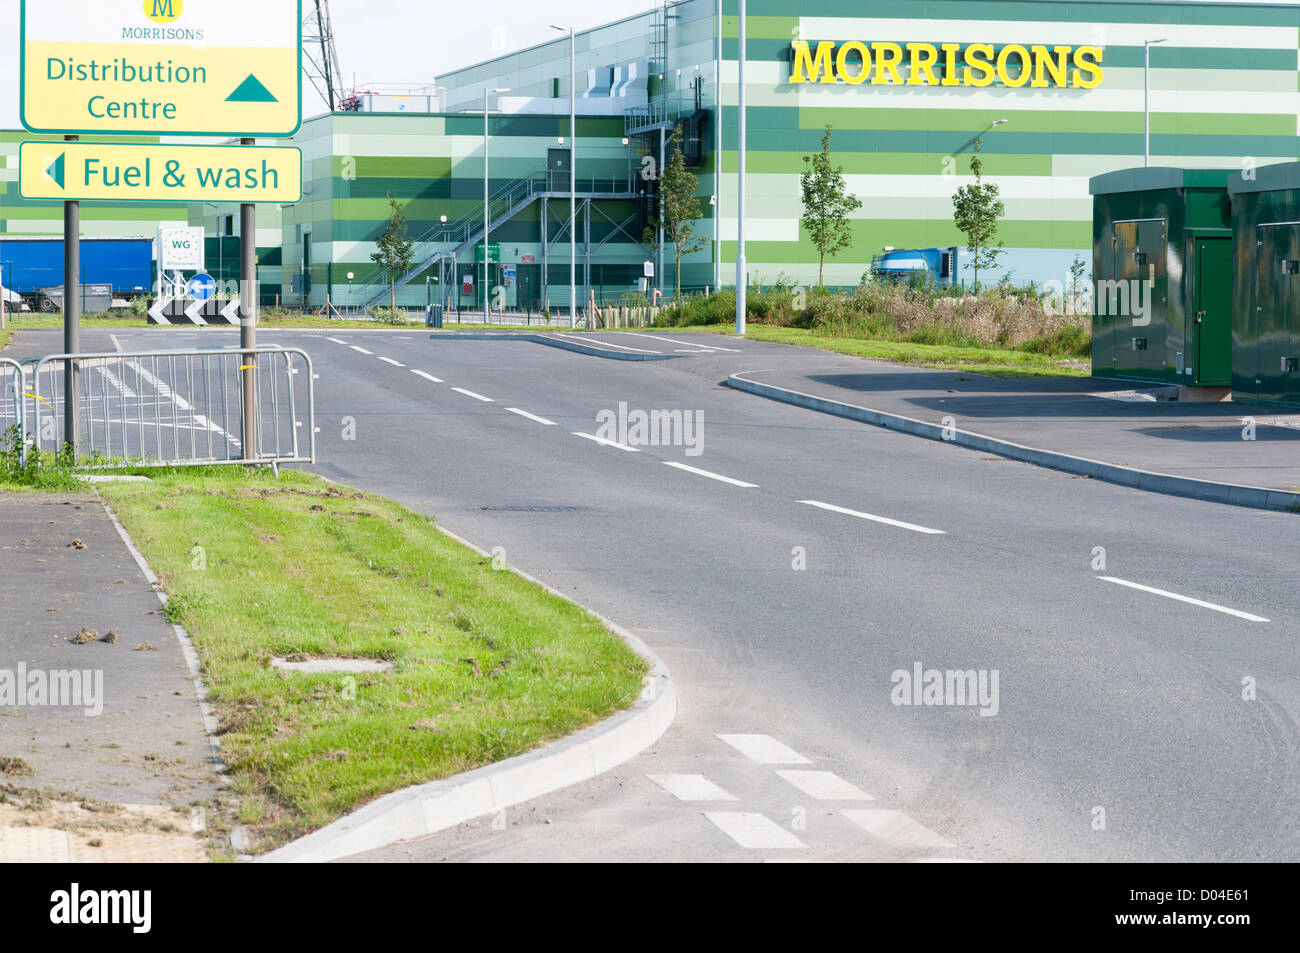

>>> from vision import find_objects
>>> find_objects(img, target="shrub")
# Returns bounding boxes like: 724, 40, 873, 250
370, 306, 410, 325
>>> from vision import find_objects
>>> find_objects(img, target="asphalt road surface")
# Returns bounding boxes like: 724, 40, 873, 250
34, 327, 1300, 863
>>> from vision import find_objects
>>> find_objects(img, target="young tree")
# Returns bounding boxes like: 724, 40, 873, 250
644, 124, 708, 299
371, 192, 415, 309
951, 137, 1005, 292
800, 125, 862, 288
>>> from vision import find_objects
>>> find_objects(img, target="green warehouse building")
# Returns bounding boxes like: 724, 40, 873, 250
7, 0, 1300, 313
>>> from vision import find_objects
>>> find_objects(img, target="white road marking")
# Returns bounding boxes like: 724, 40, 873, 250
326, 337, 348, 345
842, 810, 954, 850
124, 361, 237, 445
349, 345, 374, 355
716, 734, 811, 765
1097, 576, 1270, 623
109, 333, 124, 353
703, 812, 806, 849
662, 461, 758, 488
451, 387, 494, 402
550, 332, 659, 354
572, 432, 640, 452
915, 858, 981, 863
775, 770, 874, 801
632, 332, 742, 352
409, 369, 443, 383
647, 774, 738, 802
378, 356, 405, 367
798, 499, 947, 536
96, 366, 137, 398
505, 407, 557, 426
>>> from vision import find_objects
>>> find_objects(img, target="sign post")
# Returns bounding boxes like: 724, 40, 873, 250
241, 140, 257, 460
64, 133, 79, 455
19, 0, 302, 462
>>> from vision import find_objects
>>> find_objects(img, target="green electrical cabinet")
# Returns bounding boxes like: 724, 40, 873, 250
1089, 168, 1232, 387
1227, 162, 1300, 406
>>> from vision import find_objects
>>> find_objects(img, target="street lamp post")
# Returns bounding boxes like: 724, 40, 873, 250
484, 87, 509, 321
552, 25, 577, 327
1144, 39, 1166, 167
735, 0, 746, 335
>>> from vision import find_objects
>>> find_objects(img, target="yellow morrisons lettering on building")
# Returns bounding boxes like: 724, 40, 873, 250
789, 41, 1104, 88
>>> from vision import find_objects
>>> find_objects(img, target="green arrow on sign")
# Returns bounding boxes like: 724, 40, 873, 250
226, 74, 279, 103
44, 153, 65, 189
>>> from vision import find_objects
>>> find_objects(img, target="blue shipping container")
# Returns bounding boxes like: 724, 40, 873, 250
0, 238, 153, 295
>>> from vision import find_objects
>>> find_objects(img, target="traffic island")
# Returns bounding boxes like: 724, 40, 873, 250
94, 467, 651, 855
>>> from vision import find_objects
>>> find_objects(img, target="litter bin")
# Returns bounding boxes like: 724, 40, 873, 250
426, 304, 444, 328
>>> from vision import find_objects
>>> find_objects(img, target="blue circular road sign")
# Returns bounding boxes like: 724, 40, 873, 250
187, 273, 217, 301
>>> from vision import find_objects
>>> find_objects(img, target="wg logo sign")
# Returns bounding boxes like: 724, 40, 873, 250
144, 0, 183, 23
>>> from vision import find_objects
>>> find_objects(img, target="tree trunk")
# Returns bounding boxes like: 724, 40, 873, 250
819, 254, 825, 289
390, 282, 395, 310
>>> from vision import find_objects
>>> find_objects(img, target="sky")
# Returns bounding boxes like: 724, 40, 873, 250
0, 0, 658, 128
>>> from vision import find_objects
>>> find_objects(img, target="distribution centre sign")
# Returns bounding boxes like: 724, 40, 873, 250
18, 141, 303, 203
19, 0, 302, 137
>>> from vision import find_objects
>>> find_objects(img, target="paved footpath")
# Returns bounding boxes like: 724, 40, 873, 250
0, 491, 219, 862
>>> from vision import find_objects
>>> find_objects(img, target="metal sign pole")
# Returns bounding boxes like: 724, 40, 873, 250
63, 132, 79, 456
241, 137, 258, 461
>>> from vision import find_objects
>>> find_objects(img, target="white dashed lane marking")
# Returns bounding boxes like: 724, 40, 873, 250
505, 407, 557, 426
326, 337, 348, 345
647, 774, 738, 802
662, 461, 758, 488
842, 810, 954, 850
798, 499, 947, 536
572, 432, 639, 452
410, 370, 443, 383
716, 734, 811, 765
378, 357, 405, 367
349, 346, 374, 355
451, 387, 494, 402
703, 813, 806, 850
775, 770, 874, 801
1097, 576, 1269, 623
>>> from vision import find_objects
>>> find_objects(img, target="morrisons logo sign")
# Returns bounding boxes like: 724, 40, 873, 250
788, 41, 1104, 89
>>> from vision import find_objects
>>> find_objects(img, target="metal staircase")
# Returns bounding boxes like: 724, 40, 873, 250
362, 165, 637, 309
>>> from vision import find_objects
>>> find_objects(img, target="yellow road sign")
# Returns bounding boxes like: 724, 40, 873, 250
20, 0, 301, 137
18, 141, 303, 203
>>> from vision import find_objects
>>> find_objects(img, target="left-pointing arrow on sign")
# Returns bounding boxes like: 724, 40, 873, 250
44, 153, 65, 189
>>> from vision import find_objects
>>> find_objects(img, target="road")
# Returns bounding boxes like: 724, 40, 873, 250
23, 326, 1300, 862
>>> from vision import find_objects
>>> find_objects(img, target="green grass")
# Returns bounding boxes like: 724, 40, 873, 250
742, 326, 1091, 378
96, 467, 647, 851
613, 322, 1091, 379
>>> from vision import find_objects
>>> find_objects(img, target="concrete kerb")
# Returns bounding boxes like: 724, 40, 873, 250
726, 371, 1300, 513
258, 521, 676, 864
98, 497, 224, 764
425, 331, 677, 361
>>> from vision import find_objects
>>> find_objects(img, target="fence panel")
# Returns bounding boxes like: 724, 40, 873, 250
24, 346, 315, 467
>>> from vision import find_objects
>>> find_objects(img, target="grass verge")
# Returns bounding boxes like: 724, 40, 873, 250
96, 466, 647, 852
612, 322, 1090, 378
740, 325, 1090, 378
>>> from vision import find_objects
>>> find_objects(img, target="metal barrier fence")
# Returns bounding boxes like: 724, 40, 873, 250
23, 347, 315, 468
1, 357, 24, 456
